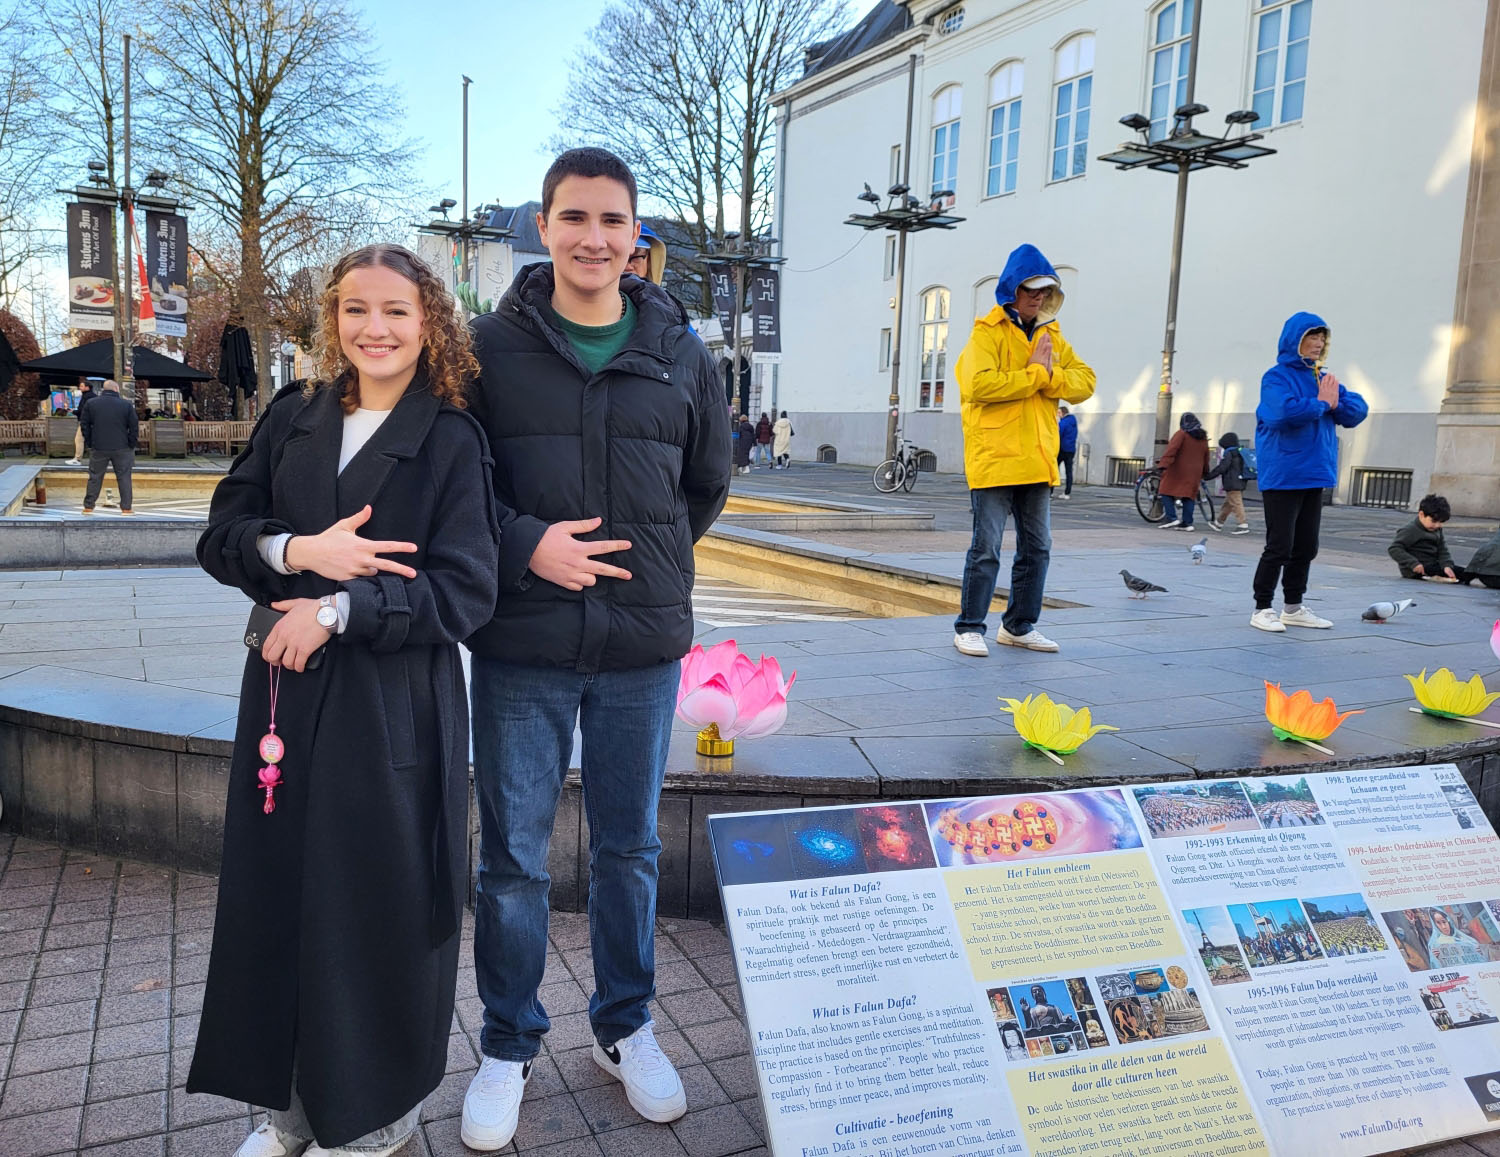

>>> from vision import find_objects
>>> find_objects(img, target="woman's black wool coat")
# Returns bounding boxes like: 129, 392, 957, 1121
186, 377, 500, 1145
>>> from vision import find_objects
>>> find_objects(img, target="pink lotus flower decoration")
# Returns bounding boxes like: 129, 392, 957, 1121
677, 640, 797, 752
1491, 620, 1500, 664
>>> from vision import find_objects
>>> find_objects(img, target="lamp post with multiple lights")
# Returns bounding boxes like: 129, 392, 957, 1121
844, 183, 963, 466
1096, 0, 1276, 462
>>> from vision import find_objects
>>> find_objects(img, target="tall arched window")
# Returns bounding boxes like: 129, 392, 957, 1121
1149, 1, 1194, 140
1051, 34, 1094, 182
974, 277, 999, 322
985, 62, 1023, 197
919, 287, 950, 409
931, 86, 962, 200
1252, 0, 1312, 126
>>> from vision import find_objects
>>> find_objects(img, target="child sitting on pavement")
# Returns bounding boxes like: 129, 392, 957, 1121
1388, 493, 1460, 582
1205, 431, 1251, 534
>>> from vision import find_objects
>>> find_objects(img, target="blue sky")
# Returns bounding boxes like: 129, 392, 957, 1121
356, 0, 614, 211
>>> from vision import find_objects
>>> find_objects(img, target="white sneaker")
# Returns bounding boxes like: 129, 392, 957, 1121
1281, 607, 1333, 629
1207, 520, 1224, 533
953, 631, 989, 657
995, 626, 1060, 652
234, 1122, 309, 1157
593, 1021, 687, 1123
1232, 524, 1251, 535
461, 1057, 532, 1150
64, 458, 81, 466
1178, 524, 1196, 532
1058, 492, 1070, 500
1250, 608, 1286, 633
1158, 519, 1180, 530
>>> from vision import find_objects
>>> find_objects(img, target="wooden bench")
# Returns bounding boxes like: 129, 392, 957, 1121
185, 421, 255, 456
0, 420, 47, 454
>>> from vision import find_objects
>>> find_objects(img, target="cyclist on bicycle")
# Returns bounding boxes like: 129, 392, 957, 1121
952, 243, 1095, 658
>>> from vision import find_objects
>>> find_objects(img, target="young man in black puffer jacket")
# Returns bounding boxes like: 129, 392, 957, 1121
462, 147, 729, 1151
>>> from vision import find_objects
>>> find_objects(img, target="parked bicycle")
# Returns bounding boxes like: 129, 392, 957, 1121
1133, 467, 1216, 526
873, 438, 922, 493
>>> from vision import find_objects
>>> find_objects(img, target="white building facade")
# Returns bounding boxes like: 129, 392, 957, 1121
773, 0, 1491, 505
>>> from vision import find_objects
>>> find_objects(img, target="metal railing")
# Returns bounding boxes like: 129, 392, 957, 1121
1107, 456, 1146, 487
1350, 467, 1414, 510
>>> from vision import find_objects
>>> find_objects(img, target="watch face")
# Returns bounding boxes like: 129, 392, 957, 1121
316, 606, 338, 628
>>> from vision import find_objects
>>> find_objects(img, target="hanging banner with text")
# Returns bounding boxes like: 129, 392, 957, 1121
750, 267, 782, 364
145, 211, 188, 338
708, 263, 736, 341
710, 764, 1500, 1157
66, 201, 117, 332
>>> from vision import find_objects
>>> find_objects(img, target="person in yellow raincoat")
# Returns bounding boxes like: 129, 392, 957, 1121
951, 243, 1095, 658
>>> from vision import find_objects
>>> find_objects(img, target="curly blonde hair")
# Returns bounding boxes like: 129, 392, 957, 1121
308, 243, 478, 412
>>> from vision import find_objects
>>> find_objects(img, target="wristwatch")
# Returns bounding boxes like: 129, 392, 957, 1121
315, 594, 339, 630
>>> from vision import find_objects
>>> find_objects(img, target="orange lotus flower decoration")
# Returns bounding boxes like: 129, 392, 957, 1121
1264, 681, 1362, 747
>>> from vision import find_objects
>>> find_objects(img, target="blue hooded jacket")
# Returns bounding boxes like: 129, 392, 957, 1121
1255, 311, 1368, 490
994, 243, 1064, 332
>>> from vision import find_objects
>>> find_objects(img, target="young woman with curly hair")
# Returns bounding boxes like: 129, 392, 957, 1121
188, 243, 501, 1156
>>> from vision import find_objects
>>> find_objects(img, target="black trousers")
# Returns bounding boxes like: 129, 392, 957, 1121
85, 448, 134, 510
1056, 451, 1075, 495
1253, 488, 1323, 608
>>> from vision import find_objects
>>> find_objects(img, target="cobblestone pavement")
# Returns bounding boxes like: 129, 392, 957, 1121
0, 833, 765, 1157
3, 834, 1500, 1156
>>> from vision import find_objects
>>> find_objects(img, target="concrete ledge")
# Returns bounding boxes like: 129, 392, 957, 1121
0, 466, 41, 516
0, 518, 207, 568
4, 662, 1500, 921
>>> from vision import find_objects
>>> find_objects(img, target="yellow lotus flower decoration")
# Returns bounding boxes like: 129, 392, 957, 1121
1407, 668, 1500, 719
1264, 682, 1362, 743
1000, 693, 1117, 756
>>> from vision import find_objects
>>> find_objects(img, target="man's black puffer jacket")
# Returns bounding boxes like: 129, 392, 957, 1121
466, 262, 731, 672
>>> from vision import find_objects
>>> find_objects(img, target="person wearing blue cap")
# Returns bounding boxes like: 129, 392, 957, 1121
626, 223, 666, 285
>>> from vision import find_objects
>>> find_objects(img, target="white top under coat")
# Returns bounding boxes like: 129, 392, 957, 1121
255, 406, 399, 631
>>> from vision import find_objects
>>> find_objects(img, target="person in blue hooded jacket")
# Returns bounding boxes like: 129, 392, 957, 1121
1056, 404, 1078, 498
1249, 312, 1368, 632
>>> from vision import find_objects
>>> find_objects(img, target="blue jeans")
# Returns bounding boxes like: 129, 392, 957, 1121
470, 657, 679, 1061
954, 483, 1051, 637
1162, 495, 1196, 525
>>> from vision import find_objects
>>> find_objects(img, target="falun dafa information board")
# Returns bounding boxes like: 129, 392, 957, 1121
709, 763, 1500, 1157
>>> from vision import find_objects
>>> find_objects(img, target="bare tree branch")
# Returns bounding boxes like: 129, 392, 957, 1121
139, 0, 422, 407
551, 0, 846, 317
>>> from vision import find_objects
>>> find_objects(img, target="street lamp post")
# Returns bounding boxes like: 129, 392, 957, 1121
697, 234, 785, 414
1097, 0, 1276, 464
843, 187, 964, 465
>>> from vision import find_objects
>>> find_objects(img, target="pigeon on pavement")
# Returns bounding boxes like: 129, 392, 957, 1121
1361, 598, 1416, 623
1120, 569, 1168, 598
1189, 537, 1207, 564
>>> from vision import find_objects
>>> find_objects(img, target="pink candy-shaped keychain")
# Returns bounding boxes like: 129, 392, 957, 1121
258, 667, 284, 814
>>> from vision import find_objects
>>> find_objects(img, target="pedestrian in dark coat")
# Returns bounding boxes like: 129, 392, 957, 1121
1156, 411, 1210, 530
734, 415, 754, 473
755, 411, 773, 466
81, 379, 138, 512
188, 245, 500, 1154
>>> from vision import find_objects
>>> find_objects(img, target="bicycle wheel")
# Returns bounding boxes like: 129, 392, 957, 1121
1134, 475, 1165, 523
901, 458, 918, 492
1197, 487, 1216, 527
873, 459, 904, 493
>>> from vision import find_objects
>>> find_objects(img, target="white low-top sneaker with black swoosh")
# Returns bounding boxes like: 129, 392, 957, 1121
461, 1056, 532, 1150
593, 1020, 687, 1122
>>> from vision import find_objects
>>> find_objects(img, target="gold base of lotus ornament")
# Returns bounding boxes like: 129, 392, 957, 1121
697, 724, 734, 757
